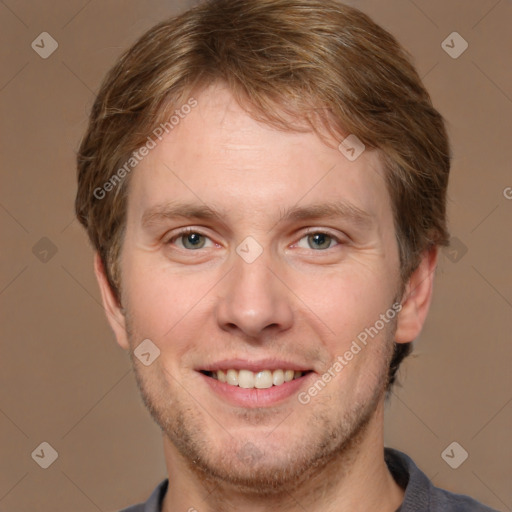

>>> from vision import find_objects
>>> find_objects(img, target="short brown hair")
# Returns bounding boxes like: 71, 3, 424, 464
75, 0, 450, 387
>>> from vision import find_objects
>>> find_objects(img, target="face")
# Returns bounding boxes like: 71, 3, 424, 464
99, 84, 425, 492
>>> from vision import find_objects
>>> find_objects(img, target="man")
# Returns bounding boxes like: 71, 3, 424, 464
75, 0, 497, 510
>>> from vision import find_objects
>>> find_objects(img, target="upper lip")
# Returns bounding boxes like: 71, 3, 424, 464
198, 358, 313, 372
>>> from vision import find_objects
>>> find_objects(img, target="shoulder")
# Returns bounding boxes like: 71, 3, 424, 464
430, 486, 499, 511
119, 505, 145, 512
118, 479, 169, 512
385, 448, 498, 512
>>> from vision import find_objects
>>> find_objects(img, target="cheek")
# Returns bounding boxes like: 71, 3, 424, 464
298, 266, 397, 347
121, 258, 210, 349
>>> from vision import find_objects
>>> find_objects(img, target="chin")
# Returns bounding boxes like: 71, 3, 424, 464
159, 398, 377, 496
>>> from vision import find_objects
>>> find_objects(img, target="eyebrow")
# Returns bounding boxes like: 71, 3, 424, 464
278, 202, 373, 227
140, 200, 373, 230
141, 201, 225, 229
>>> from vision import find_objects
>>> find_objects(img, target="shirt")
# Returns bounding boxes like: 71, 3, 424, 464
119, 448, 498, 511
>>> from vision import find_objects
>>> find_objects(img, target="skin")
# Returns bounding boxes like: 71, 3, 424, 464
95, 83, 438, 512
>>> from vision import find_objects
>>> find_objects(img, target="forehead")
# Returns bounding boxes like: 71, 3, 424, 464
126, 84, 391, 228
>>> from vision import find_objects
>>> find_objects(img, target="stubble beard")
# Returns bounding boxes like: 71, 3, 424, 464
127, 319, 395, 496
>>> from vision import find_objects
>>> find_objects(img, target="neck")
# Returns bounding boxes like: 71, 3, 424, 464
161, 401, 403, 512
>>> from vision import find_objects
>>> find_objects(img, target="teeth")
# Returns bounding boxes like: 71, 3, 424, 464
272, 369, 284, 386
209, 368, 304, 388
238, 369, 255, 388
255, 370, 273, 389
226, 369, 238, 386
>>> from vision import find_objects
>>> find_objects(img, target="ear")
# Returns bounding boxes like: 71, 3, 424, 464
94, 253, 130, 350
395, 246, 438, 343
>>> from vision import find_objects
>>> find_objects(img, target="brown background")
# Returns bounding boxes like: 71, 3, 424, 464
1, 0, 511, 511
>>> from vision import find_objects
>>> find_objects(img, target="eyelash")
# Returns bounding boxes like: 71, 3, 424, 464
165, 227, 345, 251
166, 227, 216, 250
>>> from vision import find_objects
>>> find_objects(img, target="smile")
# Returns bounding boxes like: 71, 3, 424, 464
201, 369, 306, 389
198, 359, 315, 407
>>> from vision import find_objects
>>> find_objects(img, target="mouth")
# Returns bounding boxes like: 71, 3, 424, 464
198, 362, 315, 408
200, 368, 311, 389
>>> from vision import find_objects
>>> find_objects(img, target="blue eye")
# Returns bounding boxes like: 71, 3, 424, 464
169, 230, 214, 250
181, 232, 206, 249
297, 232, 338, 250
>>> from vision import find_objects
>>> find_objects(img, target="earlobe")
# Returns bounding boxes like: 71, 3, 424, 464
93, 253, 130, 350
395, 247, 438, 344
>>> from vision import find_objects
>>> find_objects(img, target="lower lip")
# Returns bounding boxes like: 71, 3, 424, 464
199, 372, 314, 408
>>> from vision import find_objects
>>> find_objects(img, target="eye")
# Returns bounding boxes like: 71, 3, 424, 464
296, 232, 339, 250
168, 229, 215, 250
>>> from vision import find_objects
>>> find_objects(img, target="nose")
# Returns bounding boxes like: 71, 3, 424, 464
215, 250, 294, 340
